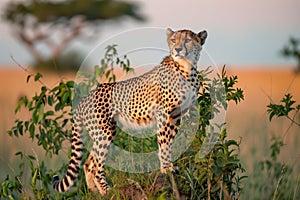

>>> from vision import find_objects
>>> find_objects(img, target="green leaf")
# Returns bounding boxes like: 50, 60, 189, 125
225, 139, 238, 147
34, 73, 43, 81
62, 92, 69, 104
17, 121, 23, 135
55, 103, 61, 111
105, 69, 111, 78
32, 108, 38, 123
15, 97, 28, 113
15, 151, 23, 157
66, 81, 74, 87
37, 104, 44, 122
31, 169, 38, 189
212, 165, 222, 176
45, 111, 54, 116
29, 123, 35, 139
216, 157, 224, 167
47, 95, 54, 106
28, 155, 36, 160
26, 74, 32, 83
157, 191, 168, 200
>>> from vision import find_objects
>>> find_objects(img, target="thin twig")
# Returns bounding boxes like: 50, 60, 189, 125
285, 113, 300, 127
10, 55, 49, 90
169, 173, 181, 200
216, 177, 231, 200
284, 73, 297, 95
283, 108, 300, 141
293, 174, 300, 200
272, 165, 286, 200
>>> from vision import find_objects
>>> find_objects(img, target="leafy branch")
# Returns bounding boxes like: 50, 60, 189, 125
2, 45, 133, 199
267, 93, 300, 127
221, 66, 244, 104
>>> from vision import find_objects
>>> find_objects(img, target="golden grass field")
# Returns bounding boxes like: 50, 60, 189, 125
225, 66, 300, 172
0, 66, 299, 182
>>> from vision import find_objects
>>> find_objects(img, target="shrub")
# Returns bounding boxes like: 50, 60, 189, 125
246, 93, 300, 200
1, 45, 246, 199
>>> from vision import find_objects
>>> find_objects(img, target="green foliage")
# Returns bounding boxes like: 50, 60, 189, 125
0, 151, 53, 199
8, 73, 74, 156
33, 50, 84, 72
281, 37, 300, 73
3, 0, 145, 71
171, 67, 245, 199
249, 136, 299, 200
267, 93, 300, 126
1, 45, 246, 199
176, 129, 246, 200
247, 94, 300, 200
1, 45, 134, 199
221, 67, 244, 104
1, 175, 22, 200
4, 0, 145, 23
74, 44, 132, 106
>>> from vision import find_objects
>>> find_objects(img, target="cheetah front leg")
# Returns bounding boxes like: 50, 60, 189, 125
157, 112, 179, 174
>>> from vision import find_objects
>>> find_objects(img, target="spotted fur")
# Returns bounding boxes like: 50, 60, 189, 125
52, 28, 207, 195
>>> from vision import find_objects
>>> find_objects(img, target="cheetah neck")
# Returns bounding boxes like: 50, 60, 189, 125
161, 56, 197, 78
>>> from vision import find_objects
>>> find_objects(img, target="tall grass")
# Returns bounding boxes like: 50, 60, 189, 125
1, 45, 299, 199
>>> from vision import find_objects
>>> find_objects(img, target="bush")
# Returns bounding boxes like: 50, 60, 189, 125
32, 50, 84, 72
246, 94, 300, 200
1, 45, 246, 199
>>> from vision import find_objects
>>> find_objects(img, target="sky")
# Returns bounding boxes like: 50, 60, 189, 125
0, 0, 300, 68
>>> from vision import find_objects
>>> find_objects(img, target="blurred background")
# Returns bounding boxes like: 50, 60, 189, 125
0, 0, 300, 67
0, 0, 299, 198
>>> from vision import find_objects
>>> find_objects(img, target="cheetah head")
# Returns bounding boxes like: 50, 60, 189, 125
166, 28, 207, 65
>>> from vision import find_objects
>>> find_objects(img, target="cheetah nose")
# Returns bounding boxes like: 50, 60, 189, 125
175, 48, 182, 53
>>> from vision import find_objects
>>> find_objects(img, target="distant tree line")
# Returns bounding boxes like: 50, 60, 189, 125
3, 0, 145, 71
281, 37, 300, 73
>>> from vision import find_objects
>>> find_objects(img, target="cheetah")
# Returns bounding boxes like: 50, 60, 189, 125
52, 28, 208, 195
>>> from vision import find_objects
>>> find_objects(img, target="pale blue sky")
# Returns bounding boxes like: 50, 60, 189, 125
0, 0, 300, 68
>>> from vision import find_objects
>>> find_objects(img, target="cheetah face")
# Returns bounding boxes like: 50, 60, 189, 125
166, 28, 207, 65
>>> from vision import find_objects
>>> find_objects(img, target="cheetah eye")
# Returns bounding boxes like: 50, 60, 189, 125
185, 39, 192, 43
171, 39, 176, 43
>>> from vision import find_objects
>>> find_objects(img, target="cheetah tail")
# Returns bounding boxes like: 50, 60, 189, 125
52, 112, 83, 192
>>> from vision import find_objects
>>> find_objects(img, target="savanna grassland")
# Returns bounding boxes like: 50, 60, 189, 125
0, 66, 299, 199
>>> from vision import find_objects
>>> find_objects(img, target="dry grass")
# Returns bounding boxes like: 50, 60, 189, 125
225, 67, 300, 173
0, 66, 299, 193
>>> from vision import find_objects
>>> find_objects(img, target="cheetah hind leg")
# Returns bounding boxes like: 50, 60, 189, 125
83, 154, 98, 192
84, 151, 110, 195
87, 136, 115, 195
85, 123, 116, 195
84, 153, 110, 195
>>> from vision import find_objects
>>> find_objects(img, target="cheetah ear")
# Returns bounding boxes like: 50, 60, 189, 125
198, 30, 208, 45
166, 28, 174, 38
